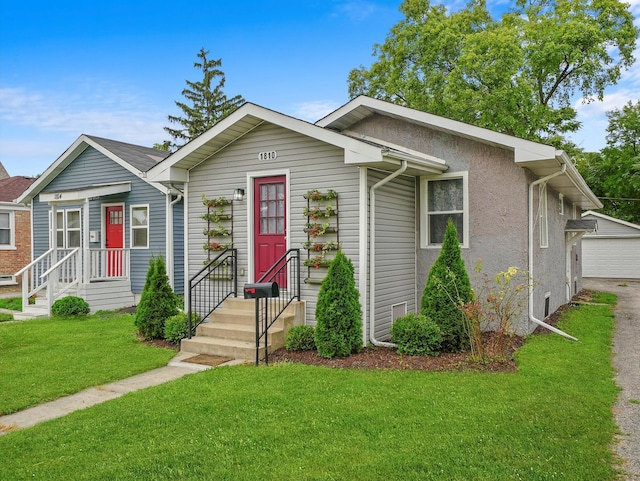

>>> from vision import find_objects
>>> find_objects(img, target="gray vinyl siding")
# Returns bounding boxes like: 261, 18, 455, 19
32, 146, 177, 294
368, 170, 416, 341
187, 122, 361, 324
583, 215, 640, 237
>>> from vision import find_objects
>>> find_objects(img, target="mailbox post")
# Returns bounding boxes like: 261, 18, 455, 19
243, 282, 279, 365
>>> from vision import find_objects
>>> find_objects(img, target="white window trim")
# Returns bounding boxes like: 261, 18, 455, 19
558, 193, 564, 215
130, 204, 149, 249
539, 184, 549, 248
420, 171, 469, 249
0, 211, 16, 250
0, 274, 16, 285
50, 208, 82, 248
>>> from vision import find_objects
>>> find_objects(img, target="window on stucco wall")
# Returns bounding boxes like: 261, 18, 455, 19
420, 172, 469, 248
539, 184, 549, 248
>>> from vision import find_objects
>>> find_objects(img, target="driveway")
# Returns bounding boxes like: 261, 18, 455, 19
583, 278, 640, 481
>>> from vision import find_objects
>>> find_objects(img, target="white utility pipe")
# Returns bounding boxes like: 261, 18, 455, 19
528, 163, 578, 341
166, 192, 183, 290
369, 160, 408, 347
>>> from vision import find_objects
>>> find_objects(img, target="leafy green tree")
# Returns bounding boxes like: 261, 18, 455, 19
135, 256, 179, 340
162, 48, 244, 149
576, 100, 640, 223
421, 219, 472, 352
348, 0, 637, 145
314, 250, 363, 358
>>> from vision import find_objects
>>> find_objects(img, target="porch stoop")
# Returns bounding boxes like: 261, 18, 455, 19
13, 296, 50, 321
180, 298, 305, 361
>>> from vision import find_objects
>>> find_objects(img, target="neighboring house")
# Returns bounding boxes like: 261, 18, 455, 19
582, 211, 640, 279
16, 135, 183, 317
147, 96, 601, 351
0, 165, 36, 294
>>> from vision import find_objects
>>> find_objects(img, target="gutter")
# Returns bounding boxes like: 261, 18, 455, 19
166, 191, 183, 290
528, 163, 578, 341
368, 160, 407, 347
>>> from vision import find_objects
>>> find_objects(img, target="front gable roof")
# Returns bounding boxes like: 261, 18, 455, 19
0, 175, 36, 203
145, 102, 448, 184
17, 135, 170, 204
317, 96, 602, 210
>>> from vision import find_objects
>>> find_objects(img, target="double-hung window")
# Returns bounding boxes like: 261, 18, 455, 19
421, 172, 469, 248
0, 211, 13, 249
52, 209, 81, 248
130, 205, 149, 248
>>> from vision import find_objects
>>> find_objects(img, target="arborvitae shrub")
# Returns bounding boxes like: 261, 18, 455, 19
285, 325, 316, 351
51, 296, 90, 317
314, 250, 363, 358
420, 219, 472, 352
391, 313, 442, 356
135, 256, 179, 340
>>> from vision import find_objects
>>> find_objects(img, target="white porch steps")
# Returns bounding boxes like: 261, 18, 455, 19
180, 297, 305, 362
13, 297, 50, 321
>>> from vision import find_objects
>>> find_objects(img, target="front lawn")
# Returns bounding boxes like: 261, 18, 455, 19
0, 301, 620, 480
0, 312, 176, 415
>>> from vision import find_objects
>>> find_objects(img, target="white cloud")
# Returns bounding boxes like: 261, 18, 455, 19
334, 1, 382, 23
293, 100, 342, 122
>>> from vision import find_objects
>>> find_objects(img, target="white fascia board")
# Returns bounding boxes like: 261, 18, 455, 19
557, 153, 603, 210
583, 210, 640, 230
0, 201, 30, 211
39, 182, 132, 203
147, 166, 189, 184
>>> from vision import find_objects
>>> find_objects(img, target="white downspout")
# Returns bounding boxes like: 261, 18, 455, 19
528, 164, 578, 341
166, 191, 183, 290
369, 160, 408, 347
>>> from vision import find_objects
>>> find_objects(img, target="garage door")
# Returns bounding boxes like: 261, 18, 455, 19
582, 237, 640, 278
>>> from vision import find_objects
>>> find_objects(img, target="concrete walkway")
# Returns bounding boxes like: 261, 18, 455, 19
0, 353, 244, 435
584, 278, 640, 481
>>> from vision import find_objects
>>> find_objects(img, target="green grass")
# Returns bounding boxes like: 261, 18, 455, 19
0, 296, 21, 311
591, 291, 617, 305
0, 302, 620, 480
0, 312, 176, 414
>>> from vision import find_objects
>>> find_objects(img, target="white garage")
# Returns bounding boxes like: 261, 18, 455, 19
582, 211, 640, 279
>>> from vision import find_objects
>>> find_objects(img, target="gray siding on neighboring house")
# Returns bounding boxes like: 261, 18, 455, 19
186, 122, 361, 324
584, 214, 639, 236
368, 170, 416, 341
33, 146, 173, 294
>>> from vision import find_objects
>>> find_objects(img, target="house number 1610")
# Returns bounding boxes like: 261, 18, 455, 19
258, 151, 277, 161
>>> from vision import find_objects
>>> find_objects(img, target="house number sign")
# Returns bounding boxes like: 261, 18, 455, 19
258, 151, 277, 161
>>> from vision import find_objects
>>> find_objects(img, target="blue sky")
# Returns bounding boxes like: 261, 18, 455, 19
1, 0, 638, 178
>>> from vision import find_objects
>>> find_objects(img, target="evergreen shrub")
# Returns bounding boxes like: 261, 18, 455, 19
420, 219, 472, 352
391, 313, 442, 356
285, 325, 316, 351
314, 250, 363, 358
135, 256, 179, 340
51, 296, 90, 317
164, 312, 190, 345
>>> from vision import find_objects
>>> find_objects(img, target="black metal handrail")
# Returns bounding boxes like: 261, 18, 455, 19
255, 248, 301, 365
188, 249, 238, 337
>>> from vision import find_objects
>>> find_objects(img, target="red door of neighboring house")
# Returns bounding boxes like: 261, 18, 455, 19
254, 176, 287, 284
105, 205, 124, 276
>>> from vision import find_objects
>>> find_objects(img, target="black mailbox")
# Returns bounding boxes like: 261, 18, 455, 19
243, 282, 279, 299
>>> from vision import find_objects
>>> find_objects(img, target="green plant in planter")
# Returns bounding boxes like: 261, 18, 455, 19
201, 194, 231, 208
303, 189, 338, 201
314, 250, 363, 358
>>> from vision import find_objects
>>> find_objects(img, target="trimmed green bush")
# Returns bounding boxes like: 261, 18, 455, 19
164, 313, 190, 345
420, 219, 472, 352
135, 256, 179, 340
314, 250, 363, 358
285, 325, 316, 351
391, 313, 442, 356
51, 296, 90, 317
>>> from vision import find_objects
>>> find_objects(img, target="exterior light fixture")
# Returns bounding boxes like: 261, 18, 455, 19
233, 188, 245, 201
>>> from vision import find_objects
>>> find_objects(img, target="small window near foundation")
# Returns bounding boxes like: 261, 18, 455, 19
544, 292, 551, 318
391, 302, 408, 322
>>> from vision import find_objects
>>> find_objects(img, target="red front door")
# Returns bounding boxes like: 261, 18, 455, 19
254, 176, 286, 282
105, 205, 124, 276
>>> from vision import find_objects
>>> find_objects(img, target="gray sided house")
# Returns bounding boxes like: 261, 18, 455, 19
16, 135, 183, 317
147, 96, 601, 349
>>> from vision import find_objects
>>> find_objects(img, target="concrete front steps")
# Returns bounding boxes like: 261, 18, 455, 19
180, 297, 305, 362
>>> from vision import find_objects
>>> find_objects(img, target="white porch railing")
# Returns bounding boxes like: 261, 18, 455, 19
15, 248, 80, 314
87, 248, 130, 281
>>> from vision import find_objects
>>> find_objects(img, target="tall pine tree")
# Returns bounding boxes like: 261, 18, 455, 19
162, 48, 244, 150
